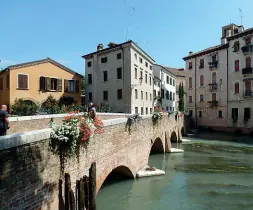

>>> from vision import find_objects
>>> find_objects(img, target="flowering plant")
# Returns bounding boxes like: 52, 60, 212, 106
152, 106, 166, 124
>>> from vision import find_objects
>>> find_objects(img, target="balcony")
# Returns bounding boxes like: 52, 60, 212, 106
242, 67, 253, 75
241, 45, 253, 54
208, 100, 218, 107
209, 61, 218, 70
244, 90, 252, 97
209, 83, 218, 91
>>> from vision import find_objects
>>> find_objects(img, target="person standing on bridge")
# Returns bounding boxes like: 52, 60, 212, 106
0, 105, 10, 136
88, 103, 96, 120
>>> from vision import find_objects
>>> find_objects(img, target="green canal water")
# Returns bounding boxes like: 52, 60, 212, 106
96, 138, 253, 210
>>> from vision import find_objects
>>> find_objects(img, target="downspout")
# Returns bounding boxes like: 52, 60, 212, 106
226, 46, 229, 128
195, 57, 197, 128
121, 46, 127, 113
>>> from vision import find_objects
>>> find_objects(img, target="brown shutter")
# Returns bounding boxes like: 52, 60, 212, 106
46, 77, 51, 90
18, 75, 22, 88
24, 75, 28, 89
64, 79, 68, 92
58, 79, 62, 92
75, 80, 79, 93
39, 76, 45, 90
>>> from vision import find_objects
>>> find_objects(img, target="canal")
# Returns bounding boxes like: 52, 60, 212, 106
97, 137, 253, 210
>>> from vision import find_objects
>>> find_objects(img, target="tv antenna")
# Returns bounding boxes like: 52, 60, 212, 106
239, 8, 243, 25
124, 1, 136, 41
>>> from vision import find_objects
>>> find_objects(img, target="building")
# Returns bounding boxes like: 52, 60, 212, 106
227, 25, 253, 132
183, 23, 253, 134
82, 41, 155, 114
153, 65, 176, 112
153, 76, 162, 108
0, 58, 83, 109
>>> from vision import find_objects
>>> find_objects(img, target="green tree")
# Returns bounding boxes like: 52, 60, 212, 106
178, 83, 185, 111
81, 74, 86, 94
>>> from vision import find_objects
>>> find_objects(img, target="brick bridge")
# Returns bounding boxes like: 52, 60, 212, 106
0, 114, 184, 209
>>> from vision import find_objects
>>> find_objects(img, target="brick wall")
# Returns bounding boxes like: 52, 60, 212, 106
0, 115, 184, 210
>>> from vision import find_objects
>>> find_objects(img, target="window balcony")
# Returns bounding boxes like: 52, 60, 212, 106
208, 100, 218, 107
209, 83, 218, 91
242, 67, 253, 75
209, 61, 218, 70
241, 45, 253, 54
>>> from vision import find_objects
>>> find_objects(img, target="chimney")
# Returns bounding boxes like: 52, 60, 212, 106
107, 42, 118, 48
189, 51, 193, 55
238, 25, 244, 33
97, 44, 103, 51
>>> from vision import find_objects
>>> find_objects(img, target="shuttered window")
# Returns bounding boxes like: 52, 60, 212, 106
40, 77, 62, 92
235, 82, 239, 94
17, 74, 28, 89
235, 60, 239, 71
212, 93, 216, 101
246, 57, 251, 68
200, 75, 204, 86
189, 77, 192, 88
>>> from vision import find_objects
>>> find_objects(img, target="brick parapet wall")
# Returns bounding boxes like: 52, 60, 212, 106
0, 114, 184, 210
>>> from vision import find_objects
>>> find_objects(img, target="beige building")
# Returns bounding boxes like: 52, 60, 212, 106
82, 41, 155, 114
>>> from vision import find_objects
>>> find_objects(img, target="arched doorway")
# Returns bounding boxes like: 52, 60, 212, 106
150, 138, 164, 154
170, 131, 177, 142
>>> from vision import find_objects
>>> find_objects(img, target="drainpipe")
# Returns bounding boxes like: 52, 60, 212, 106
121, 46, 127, 113
195, 57, 197, 128
226, 47, 229, 127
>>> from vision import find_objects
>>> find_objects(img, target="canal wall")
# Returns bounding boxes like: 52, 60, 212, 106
0, 114, 184, 210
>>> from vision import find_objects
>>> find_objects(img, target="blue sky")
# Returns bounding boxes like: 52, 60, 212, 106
1, 0, 252, 74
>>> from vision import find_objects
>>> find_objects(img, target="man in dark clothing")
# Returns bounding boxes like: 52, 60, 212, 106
0, 105, 9, 136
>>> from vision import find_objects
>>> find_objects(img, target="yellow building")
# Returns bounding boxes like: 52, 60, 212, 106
0, 58, 83, 109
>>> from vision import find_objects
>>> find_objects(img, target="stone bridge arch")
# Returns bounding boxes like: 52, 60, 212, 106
150, 137, 165, 155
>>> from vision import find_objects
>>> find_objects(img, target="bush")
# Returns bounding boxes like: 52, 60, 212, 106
41, 95, 65, 114
66, 104, 87, 112
11, 99, 40, 116
95, 103, 111, 113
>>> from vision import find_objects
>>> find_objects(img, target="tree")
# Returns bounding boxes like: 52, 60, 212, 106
81, 74, 86, 94
178, 82, 185, 112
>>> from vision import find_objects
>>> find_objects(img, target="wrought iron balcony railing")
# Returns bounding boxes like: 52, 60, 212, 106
209, 83, 218, 91
242, 67, 253, 75
241, 44, 253, 53
244, 90, 252, 97
209, 61, 218, 69
208, 100, 218, 107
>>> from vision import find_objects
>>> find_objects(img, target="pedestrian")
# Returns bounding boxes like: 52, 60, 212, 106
49, 118, 55, 128
88, 103, 96, 120
0, 105, 10, 136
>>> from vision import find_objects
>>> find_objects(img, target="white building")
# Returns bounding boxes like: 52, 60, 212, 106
153, 65, 176, 112
82, 41, 155, 115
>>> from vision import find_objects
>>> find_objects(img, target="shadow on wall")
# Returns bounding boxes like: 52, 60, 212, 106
0, 143, 57, 209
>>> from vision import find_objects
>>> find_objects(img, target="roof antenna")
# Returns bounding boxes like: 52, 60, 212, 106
239, 8, 243, 25
124, 1, 136, 41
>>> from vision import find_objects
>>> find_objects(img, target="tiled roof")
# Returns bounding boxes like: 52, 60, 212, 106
160, 65, 186, 77
4, 58, 83, 77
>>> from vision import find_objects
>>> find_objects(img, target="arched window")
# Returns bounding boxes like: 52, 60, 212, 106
246, 57, 251, 68
189, 77, 192, 88
235, 82, 239, 94
245, 80, 251, 96
212, 72, 216, 83
200, 75, 204, 86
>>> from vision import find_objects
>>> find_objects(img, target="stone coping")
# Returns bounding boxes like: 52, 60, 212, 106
0, 116, 151, 150
9, 112, 133, 122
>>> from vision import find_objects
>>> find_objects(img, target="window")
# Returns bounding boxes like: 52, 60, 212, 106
199, 58, 204, 68
235, 82, 239, 94
170, 77, 172, 85
146, 92, 148, 100
166, 90, 169, 100
189, 96, 192, 103
145, 74, 147, 83
173, 107, 174, 111
101, 57, 107, 63
161, 72, 164, 80
135, 89, 138, 99
135, 54, 137, 60
246, 57, 251, 68
117, 68, 122, 79
232, 108, 238, 119
166, 106, 169, 111
0, 77, 3, 90
233, 41, 240, 52
145, 62, 148, 67
17, 74, 28, 89
140, 71, 143, 80
212, 93, 216, 101
166, 76, 169, 84
68, 80, 76, 92
87, 61, 92, 67
173, 79, 175, 86
135, 107, 138, 114
150, 65, 152, 70
245, 37, 251, 45
161, 89, 164, 99
135, 68, 137, 79
149, 76, 152, 85
189, 110, 193, 116
146, 107, 148, 115
141, 107, 144, 115
200, 95, 204, 102
103, 71, 108, 82
170, 92, 172, 100
88, 74, 92, 84
244, 108, 251, 119
40, 77, 63, 92
50, 78, 58, 91
117, 89, 122, 99
139, 57, 143, 63
212, 72, 216, 83
189, 62, 192, 69
141, 91, 143, 100
245, 80, 251, 96
189, 77, 192, 88
235, 60, 239, 71
103, 91, 108, 101
88, 92, 92, 101
199, 111, 202, 118
117, 53, 122, 60
218, 110, 223, 118
154, 90, 156, 97
6, 74, 9, 89
150, 108, 152, 114
173, 93, 175, 101
150, 93, 152, 101
200, 75, 204, 86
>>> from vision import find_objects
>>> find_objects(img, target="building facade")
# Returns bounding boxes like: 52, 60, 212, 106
0, 58, 82, 109
153, 65, 176, 112
183, 23, 253, 134
83, 41, 155, 114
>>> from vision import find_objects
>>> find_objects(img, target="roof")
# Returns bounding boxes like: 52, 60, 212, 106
183, 44, 229, 61
158, 65, 186, 78
227, 27, 253, 41
2, 58, 83, 77
82, 40, 155, 63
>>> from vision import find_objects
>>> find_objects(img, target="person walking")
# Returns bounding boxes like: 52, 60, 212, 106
88, 103, 96, 120
0, 105, 10, 136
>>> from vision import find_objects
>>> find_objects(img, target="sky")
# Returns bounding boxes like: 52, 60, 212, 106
1, 0, 253, 74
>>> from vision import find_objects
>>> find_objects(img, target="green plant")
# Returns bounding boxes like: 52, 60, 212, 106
42, 95, 65, 114
95, 103, 111, 113
67, 104, 87, 112
11, 99, 40, 116
178, 82, 185, 111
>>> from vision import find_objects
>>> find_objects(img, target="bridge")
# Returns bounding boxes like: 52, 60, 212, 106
0, 114, 184, 209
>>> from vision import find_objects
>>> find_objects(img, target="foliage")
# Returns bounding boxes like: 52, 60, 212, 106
11, 98, 40, 116
152, 106, 166, 124
178, 83, 185, 111
66, 104, 87, 112
81, 74, 86, 93
95, 103, 111, 113
41, 95, 65, 114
